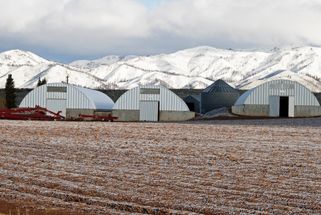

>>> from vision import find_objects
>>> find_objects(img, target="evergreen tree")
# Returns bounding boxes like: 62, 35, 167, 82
37, 77, 42, 87
37, 77, 47, 87
41, 78, 47, 85
5, 74, 17, 108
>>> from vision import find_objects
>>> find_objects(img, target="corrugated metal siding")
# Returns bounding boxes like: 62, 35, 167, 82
20, 85, 47, 108
239, 80, 320, 106
66, 85, 92, 109
19, 83, 114, 111
113, 85, 190, 111
159, 86, 189, 111
113, 87, 140, 110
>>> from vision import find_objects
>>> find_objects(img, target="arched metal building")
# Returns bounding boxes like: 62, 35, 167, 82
201, 79, 240, 114
20, 83, 114, 118
232, 79, 321, 117
113, 85, 195, 121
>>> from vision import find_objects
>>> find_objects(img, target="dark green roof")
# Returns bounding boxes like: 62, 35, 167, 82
184, 95, 201, 102
203, 79, 239, 93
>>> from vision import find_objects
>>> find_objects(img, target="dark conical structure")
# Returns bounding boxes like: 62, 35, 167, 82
201, 79, 240, 114
183, 95, 201, 113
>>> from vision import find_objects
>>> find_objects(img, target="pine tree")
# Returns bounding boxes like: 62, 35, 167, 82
5, 74, 17, 108
41, 78, 47, 85
37, 77, 47, 87
37, 77, 42, 87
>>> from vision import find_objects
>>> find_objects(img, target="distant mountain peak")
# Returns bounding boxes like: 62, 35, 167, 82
0, 49, 48, 65
0, 46, 321, 92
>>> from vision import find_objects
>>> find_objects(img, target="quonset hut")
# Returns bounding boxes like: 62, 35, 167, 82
19, 83, 114, 118
201, 79, 240, 114
113, 85, 195, 121
232, 79, 321, 117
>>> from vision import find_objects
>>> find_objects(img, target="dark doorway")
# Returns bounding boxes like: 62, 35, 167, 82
186, 102, 195, 112
279, 96, 289, 117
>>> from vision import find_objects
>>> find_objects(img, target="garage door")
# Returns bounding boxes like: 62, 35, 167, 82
139, 101, 159, 121
269, 96, 280, 117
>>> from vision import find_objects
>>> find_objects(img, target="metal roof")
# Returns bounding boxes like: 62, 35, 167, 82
203, 79, 239, 93
74, 85, 114, 110
184, 95, 201, 102
20, 83, 114, 110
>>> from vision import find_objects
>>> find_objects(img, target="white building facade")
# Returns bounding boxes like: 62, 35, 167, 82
232, 79, 321, 117
20, 83, 114, 118
113, 85, 195, 121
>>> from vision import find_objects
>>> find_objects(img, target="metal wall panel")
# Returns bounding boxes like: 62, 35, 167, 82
139, 101, 159, 121
19, 85, 47, 108
159, 86, 189, 111
113, 87, 140, 110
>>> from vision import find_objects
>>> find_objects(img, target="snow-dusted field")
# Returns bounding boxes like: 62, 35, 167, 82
0, 119, 321, 214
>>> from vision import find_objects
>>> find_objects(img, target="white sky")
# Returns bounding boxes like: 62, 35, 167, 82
0, 0, 320, 62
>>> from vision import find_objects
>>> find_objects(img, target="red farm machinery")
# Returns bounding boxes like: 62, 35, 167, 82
0, 106, 117, 121
0, 106, 65, 121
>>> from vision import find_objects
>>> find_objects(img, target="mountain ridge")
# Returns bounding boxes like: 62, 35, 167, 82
0, 46, 320, 92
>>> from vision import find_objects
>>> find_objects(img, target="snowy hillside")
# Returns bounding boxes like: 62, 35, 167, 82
0, 46, 321, 91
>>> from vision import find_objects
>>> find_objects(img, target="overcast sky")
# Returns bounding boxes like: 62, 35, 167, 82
0, 0, 320, 62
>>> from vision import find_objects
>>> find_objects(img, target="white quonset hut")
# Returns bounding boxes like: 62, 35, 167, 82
232, 79, 321, 117
20, 83, 114, 118
113, 85, 195, 121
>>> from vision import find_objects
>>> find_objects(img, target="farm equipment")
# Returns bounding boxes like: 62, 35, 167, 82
0, 106, 65, 121
78, 114, 118, 122
0, 106, 118, 121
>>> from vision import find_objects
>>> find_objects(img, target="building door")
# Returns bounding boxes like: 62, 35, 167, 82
139, 101, 159, 121
47, 99, 67, 117
279, 96, 289, 117
269, 96, 280, 117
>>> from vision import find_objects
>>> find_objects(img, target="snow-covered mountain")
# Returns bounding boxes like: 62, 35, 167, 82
0, 46, 321, 91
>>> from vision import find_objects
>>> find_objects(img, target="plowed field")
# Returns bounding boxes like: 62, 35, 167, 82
0, 119, 320, 214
